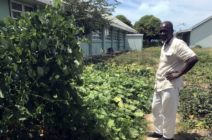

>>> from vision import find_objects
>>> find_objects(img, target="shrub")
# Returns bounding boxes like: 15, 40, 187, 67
0, 6, 93, 139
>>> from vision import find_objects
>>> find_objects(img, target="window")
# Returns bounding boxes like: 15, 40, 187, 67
10, 1, 34, 18
119, 31, 124, 41
106, 28, 112, 40
24, 6, 34, 12
113, 30, 119, 40
92, 31, 102, 40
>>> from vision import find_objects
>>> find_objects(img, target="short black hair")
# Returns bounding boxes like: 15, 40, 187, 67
161, 21, 174, 32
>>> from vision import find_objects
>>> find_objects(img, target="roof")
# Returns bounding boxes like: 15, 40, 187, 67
177, 28, 191, 34
33, 1, 137, 33
177, 15, 212, 34
126, 34, 143, 37
35, 0, 52, 4
191, 15, 212, 30
106, 15, 137, 33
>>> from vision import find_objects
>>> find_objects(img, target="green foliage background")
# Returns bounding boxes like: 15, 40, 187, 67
134, 15, 161, 45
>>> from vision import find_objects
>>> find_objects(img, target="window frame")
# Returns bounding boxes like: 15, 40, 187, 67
10, 0, 34, 18
92, 30, 102, 40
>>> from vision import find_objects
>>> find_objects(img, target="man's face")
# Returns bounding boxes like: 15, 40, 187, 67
159, 23, 173, 41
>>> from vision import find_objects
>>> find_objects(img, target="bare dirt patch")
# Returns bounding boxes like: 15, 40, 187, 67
144, 114, 211, 140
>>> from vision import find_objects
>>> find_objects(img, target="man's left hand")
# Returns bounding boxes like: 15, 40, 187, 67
165, 71, 181, 81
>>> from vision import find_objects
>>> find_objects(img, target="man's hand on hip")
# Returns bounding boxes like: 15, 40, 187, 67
165, 71, 181, 81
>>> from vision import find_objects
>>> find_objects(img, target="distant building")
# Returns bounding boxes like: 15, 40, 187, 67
0, 0, 143, 57
82, 16, 143, 57
176, 15, 212, 48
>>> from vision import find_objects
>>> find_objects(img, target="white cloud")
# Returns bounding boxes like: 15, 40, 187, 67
138, 1, 171, 15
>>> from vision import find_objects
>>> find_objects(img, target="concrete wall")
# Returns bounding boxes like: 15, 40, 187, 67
0, 0, 10, 20
126, 34, 143, 51
190, 18, 212, 48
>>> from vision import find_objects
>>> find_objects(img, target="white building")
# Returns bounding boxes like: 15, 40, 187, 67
177, 16, 212, 48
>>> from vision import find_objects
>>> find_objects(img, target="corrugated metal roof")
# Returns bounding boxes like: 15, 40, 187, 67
191, 15, 212, 30
177, 29, 192, 33
177, 15, 212, 34
106, 15, 137, 33
35, 0, 52, 4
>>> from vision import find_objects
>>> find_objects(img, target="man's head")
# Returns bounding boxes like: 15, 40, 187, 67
159, 21, 174, 42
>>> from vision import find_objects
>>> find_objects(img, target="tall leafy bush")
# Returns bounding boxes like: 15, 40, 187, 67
0, 6, 90, 139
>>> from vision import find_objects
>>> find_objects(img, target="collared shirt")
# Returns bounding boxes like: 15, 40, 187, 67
155, 37, 196, 92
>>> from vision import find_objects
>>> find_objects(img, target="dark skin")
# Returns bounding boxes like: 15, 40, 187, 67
159, 21, 198, 81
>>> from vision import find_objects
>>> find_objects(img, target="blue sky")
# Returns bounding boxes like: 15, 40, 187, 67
112, 0, 212, 31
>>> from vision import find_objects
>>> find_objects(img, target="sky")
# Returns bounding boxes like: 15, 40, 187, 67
112, 0, 212, 31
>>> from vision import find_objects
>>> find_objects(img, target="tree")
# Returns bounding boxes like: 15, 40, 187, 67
134, 15, 161, 44
116, 15, 132, 27
63, 0, 119, 35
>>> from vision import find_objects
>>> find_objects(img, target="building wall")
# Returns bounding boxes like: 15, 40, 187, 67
0, 0, 46, 20
190, 18, 212, 48
126, 34, 143, 51
0, 0, 10, 20
119, 31, 126, 51
1, 0, 140, 57
80, 43, 90, 57
80, 27, 141, 57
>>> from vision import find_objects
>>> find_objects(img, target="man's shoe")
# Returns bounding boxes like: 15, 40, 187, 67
159, 137, 174, 140
146, 132, 163, 138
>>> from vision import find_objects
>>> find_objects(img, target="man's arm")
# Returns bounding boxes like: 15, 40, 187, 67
166, 56, 198, 81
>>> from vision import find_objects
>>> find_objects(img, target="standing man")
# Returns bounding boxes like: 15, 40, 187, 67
147, 21, 198, 140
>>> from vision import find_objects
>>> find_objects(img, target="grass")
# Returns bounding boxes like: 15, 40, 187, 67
106, 47, 160, 71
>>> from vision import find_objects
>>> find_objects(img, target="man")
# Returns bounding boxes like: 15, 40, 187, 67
147, 21, 198, 140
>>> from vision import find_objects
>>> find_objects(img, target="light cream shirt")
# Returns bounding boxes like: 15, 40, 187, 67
155, 37, 196, 92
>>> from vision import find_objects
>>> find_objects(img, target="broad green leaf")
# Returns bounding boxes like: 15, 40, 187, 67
67, 47, 72, 54
134, 110, 144, 117
37, 67, 44, 76
53, 94, 58, 99
39, 39, 47, 50
129, 128, 139, 138
55, 75, 60, 79
107, 119, 115, 128
113, 96, 122, 103
19, 117, 27, 121
118, 101, 124, 108
0, 89, 4, 98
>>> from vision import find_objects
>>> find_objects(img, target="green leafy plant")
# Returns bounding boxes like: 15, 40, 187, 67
0, 6, 90, 139
179, 48, 212, 130
77, 63, 155, 139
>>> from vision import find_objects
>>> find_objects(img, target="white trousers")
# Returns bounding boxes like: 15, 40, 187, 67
152, 88, 179, 139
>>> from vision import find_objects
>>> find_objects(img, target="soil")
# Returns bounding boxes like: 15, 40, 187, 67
144, 114, 212, 140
